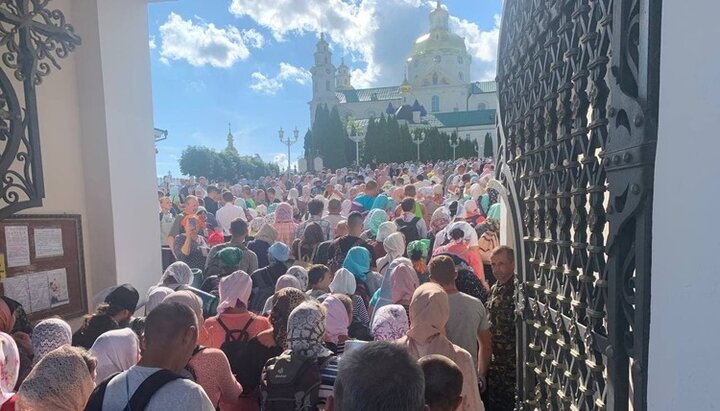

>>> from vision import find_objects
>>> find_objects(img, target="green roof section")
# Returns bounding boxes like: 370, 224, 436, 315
430, 109, 496, 128
470, 81, 496, 94
335, 86, 403, 104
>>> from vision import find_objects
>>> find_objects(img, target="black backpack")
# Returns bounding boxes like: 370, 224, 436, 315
84, 369, 183, 411
396, 217, 421, 244
217, 316, 256, 379
261, 351, 334, 411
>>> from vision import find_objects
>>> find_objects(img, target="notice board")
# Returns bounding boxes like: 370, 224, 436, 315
0, 214, 87, 321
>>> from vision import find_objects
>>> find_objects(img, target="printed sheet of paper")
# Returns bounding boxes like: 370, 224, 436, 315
4, 226, 30, 267
34, 228, 64, 258
3, 275, 30, 312
27, 272, 50, 313
47, 268, 69, 307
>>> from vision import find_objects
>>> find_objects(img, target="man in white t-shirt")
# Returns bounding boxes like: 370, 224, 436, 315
101, 302, 214, 410
429, 255, 492, 391
216, 191, 247, 235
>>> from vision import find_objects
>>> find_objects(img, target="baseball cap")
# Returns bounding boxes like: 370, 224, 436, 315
104, 283, 140, 313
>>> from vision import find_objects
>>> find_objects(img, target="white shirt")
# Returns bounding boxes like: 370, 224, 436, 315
215, 203, 246, 235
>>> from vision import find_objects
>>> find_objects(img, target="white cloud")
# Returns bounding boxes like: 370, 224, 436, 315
158, 12, 265, 68
449, 14, 500, 80
271, 153, 299, 172
149, 36, 157, 50
185, 80, 207, 93
250, 62, 312, 95
229, 0, 499, 87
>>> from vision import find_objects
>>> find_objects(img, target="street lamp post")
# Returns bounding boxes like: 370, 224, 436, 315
412, 130, 426, 161
346, 122, 365, 167
449, 133, 460, 161
278, 127, 299, 179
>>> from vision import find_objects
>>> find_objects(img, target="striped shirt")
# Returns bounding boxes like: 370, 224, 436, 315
318, 357, 340, 406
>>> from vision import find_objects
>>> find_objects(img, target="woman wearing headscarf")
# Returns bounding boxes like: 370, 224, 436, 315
88, 328, 139, 383
407, 239, 432, 283
16, 345, 96, 411
204, 271, 271, 350
342, 247, 382, 308
261, 274, 303, 315
271, 202, 298, 247
240, 288, 306, 411
0, 333, 19, 410
30, 318, 72, 366
369, 258, 413, 320
286, 266, 309, 291
371, 304, 409, 342
0, 299, 30, 392
164, 291, 242, 410
274, 302, 337, 408
145, 286, 174, 315
154, 261, 193, 292
291, 223, 324, 267
320, 295, 351, 355
370, 193, 390, 212
396, 283, 484, 411
434, 222, 488, 291
430, 207, 452, 253
247, 223, 278, 269
361, 209, 388, 242
340, 199, 352, 218
375, 232, 406, 276
328, 268, 370, 336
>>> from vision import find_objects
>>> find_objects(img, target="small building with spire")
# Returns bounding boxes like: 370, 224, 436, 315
308, 1, 496, 143
225, 123, 239, 156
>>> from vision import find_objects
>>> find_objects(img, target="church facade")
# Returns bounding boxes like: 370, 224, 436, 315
308, 1, 497, 149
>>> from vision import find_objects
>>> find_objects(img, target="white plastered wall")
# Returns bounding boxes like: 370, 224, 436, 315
647, 0, 720, 408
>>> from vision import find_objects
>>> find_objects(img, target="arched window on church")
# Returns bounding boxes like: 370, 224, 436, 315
431, 96, 440, 112
432, 73, 438, 85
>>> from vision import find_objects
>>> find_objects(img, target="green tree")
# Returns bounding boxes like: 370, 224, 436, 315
483, 132, 494, 157
323, 106, 350, 169
179, 146, 217, 178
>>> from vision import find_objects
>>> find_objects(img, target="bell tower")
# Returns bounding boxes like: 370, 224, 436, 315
309, 33, 338, 124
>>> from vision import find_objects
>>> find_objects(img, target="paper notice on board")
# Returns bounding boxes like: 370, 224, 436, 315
34, 228, 64, 258
3, 275, 30, 312
0, 254, 5, 281
4, 226, 30, 267
27, 272, 50, 313
47, 268, 69, 307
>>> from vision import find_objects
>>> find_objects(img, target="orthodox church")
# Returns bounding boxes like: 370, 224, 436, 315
308, 1, 497, 146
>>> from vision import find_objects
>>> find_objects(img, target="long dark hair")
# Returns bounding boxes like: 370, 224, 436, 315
300, 223, 324, 247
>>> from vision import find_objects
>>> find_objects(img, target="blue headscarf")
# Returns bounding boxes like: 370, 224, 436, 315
364, 209, 388, 237
371, 194, 390, 211
342, 246, 371, 282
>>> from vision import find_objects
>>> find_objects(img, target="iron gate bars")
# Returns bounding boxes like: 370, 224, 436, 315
0, 0, 80, 219
495, 0, 660, 409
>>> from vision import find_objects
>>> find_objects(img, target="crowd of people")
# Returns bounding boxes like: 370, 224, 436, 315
0, 158, 518, 411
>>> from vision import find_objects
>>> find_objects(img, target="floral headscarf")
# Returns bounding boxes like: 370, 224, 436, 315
371, 258, 413, 319
407, 239, 431, 261
275, 202, 294, 223
16, 346, 95, 411
31, 318, 72, 366
371, 304, 409, 342
329, 268, 357, 295
364, 209, 388, 237
0, 332, 19, 405
287, 266, 309, 291
286, 302, 333, 359
342, 246, 371, 282
275, 274, 302, 292
430, 208, 451, 233
270, 288, 306, 348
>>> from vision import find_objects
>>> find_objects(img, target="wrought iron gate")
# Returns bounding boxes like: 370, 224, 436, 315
495, 0, 661, 409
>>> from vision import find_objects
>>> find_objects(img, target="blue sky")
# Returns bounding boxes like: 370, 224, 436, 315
149, 0, 502, 177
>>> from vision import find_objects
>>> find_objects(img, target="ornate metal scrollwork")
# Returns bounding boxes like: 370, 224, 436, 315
0, 0, 80, 219
495, 0, 660, 409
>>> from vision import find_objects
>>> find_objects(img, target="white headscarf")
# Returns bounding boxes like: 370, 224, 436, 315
340, 199, 352, 218
329, 268, 356, 295
89, 328, 140, 383
383, 232, 406, 260
218, 270, 253, 312
376, 221, 397, 243
145, 286, 174, 314
159, 261, 193, 286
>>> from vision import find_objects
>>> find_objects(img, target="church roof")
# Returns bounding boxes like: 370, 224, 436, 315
335, 86, 403, 103
428, 109, 496, 128
470, 81, 496, 94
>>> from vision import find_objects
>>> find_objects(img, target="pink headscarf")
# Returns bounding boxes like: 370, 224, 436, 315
218, 270, 253, 312
321, 295, 349, 344
391, 263, 420, 303
275, 202, 294, 223
391, 187, 405, 202
0, 332, 19, 405
275, 274, 302, 292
